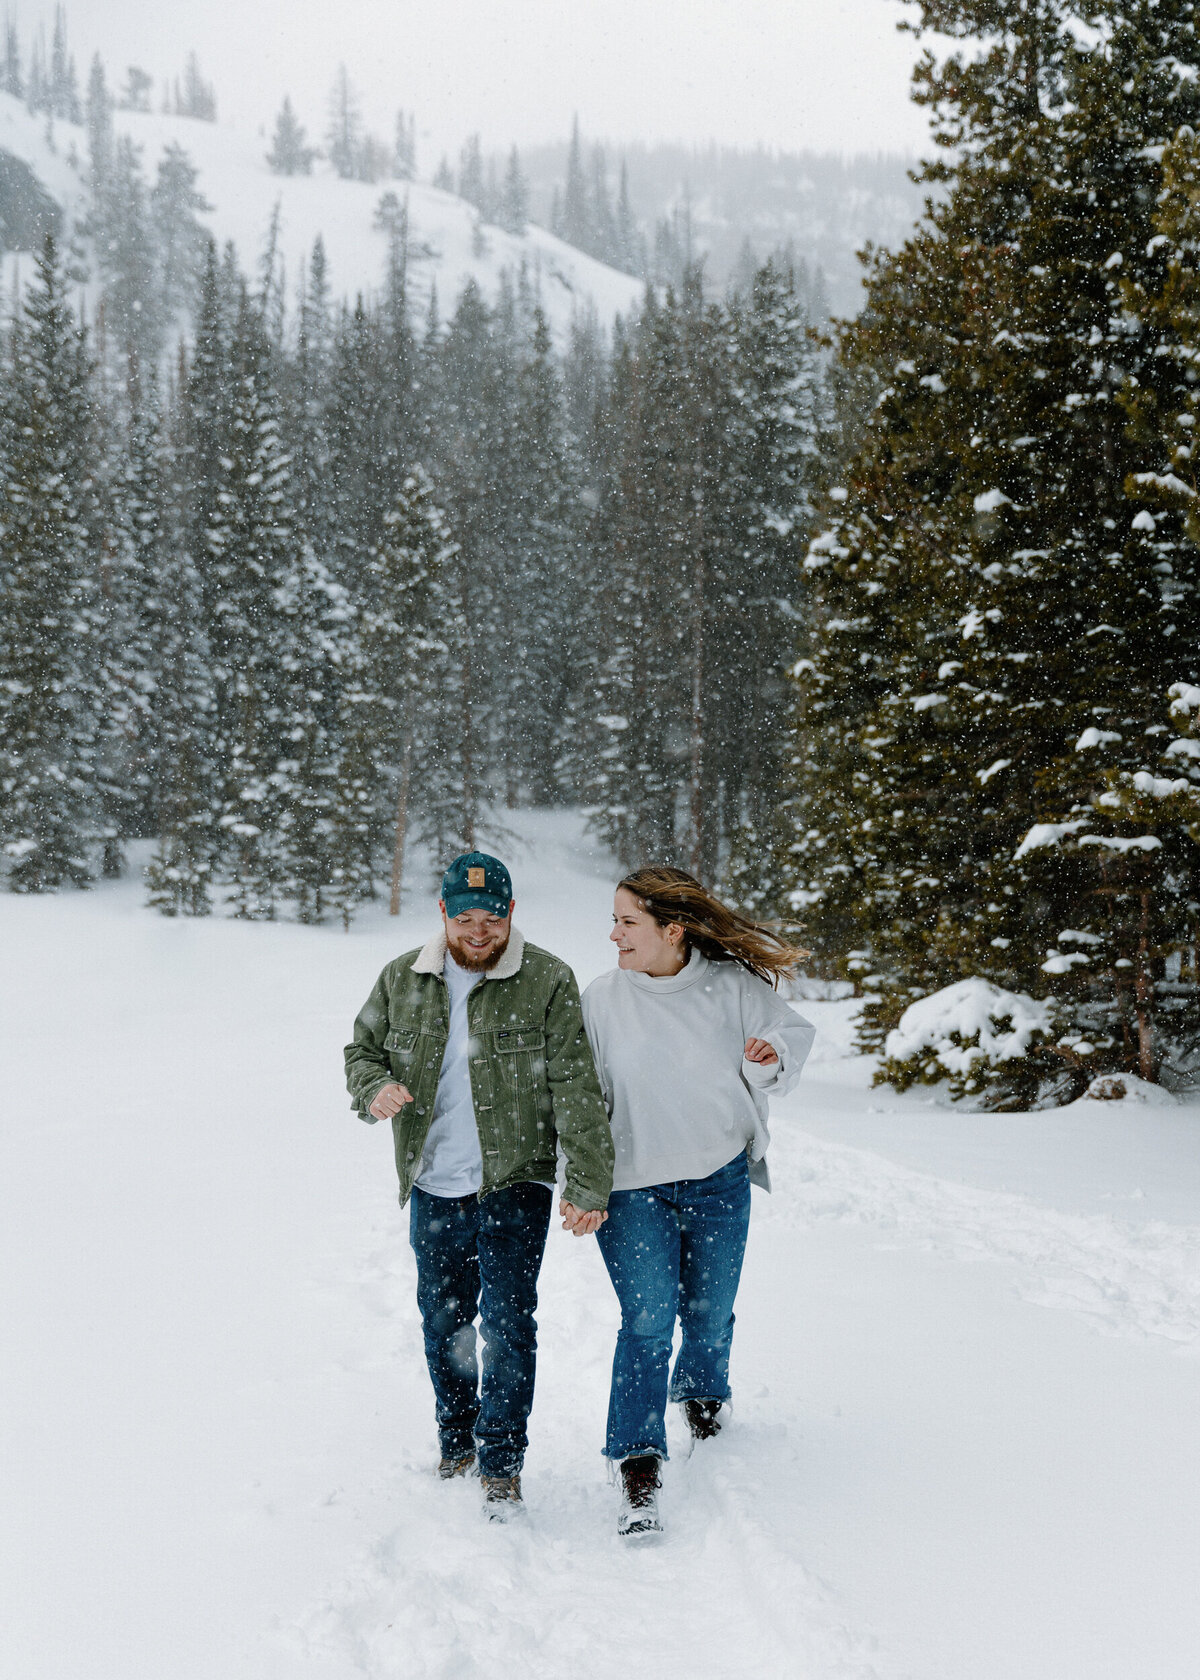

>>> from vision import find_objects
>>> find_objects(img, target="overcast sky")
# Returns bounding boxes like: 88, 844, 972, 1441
47, 0, 935, 160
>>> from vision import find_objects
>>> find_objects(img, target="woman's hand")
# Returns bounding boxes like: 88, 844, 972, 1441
744, 1036, 778, 1066
559, 1198, 608, 1236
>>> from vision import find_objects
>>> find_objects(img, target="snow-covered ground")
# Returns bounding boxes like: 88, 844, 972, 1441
3, 810, 1199, 1680
0, 94, 643, 337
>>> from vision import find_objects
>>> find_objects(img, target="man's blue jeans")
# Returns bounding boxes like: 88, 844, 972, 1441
409, 1181, 552, 1478
595, 1151, 751, 1461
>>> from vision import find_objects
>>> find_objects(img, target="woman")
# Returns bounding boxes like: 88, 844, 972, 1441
575, 867, 814, 1538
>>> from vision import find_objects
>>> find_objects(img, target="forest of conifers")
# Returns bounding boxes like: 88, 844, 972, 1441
5, 0, 1200, 1103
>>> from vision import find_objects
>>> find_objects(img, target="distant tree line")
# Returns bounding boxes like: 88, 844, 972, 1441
1, 7, 215, 129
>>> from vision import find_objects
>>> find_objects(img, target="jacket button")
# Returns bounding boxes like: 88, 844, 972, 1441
416, 1106, 426, 1115
406, 1151, 415, 1161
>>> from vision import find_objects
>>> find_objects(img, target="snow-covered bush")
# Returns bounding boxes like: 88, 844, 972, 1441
878, 978, 1061, 1108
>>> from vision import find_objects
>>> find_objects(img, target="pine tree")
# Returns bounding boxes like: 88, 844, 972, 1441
150, 142, 211, 320
498, 146, 528, 236
119, 65, 153, 114
273, 544, 346, 922
3, 19, 23, 99
0, 238, 99, 890
722, 258, 832, 907
25, 31, 45, 116
181, 240, 236, 610
589, 145, 617, 264
326, 66, 362, 180
91, 368, 161, 867
142, 396, 219, 916
778, 0, 1200, 1096
575, 286, 715, 868
203, 292, 298, 918
325, 296, 394, 585
559, 116, 590, 251
614, 162, 643, 277
393, 110, 416, 181
174, 53, 216, 122
90, 134, 161, 369
420, 282, 502, 847
286, 237, 335, 565
329, 466, 457, 923
506, 304, 585, 802
84, 55, 112, 199
49, 6, 78, 122
266, 96, 314, 177
1008, 684, 1200, 1091
458, 134, 485, 213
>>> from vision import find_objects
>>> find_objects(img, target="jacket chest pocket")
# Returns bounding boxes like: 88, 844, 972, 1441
385, 1029, 421, 1079
492, 1026, 547, 1088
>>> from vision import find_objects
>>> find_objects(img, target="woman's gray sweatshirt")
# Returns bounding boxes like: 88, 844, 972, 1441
581, 950, 816, 1192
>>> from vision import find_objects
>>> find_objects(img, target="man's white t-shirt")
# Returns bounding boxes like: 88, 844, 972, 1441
414, 952, 483, 1198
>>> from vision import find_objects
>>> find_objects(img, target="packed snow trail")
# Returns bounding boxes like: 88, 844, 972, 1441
297, 1212, 898, 1680
3, 814, 1200, 1680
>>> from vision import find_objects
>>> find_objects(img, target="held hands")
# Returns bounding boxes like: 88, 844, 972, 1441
559, 1198, 608, 1237
744, 1036, 779, 1066
369, 1082, 414, 1120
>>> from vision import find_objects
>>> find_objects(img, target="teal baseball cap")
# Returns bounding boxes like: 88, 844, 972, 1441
441, 852, 513, 919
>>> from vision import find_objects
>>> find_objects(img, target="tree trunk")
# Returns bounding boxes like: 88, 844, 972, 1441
1134, 892, 1155, 1082
461, 642, 475, 851
388, 730, 413, 916
688, 541, 705, 878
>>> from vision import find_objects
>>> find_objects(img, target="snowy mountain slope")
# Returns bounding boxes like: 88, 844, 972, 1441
3, 810, 1200, 1680
0, 93, 644, 335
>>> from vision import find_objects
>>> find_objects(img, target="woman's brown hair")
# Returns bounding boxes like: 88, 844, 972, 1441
617, 866, 808, 988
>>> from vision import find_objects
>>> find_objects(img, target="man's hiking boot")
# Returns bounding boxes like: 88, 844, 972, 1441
684, 1399, 724, 1442
617, 1454, 663, 1538
438, 1451, 476, 1480
481, 1473, 523, 1520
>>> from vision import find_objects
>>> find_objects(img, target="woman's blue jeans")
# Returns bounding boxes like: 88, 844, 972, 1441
596, 1152, 751, 1461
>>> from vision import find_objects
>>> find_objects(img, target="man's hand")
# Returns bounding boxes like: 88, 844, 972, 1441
369, 1082, 414, 1120
559, 1198, 608, 1236
744, 1036, 779, 1066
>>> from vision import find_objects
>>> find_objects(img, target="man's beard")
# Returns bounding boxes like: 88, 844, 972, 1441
446, 930, 510, 973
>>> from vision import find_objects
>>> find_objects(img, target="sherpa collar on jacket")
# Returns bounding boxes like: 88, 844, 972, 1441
410, 926, 526, 982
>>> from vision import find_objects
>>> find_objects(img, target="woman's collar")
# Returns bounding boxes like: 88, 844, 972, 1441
621, 947, 710, 992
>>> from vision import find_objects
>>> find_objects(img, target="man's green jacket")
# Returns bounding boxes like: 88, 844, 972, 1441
345, 927, 614, 1210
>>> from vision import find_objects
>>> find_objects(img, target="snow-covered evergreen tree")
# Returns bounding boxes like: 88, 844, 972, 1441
142, 409, 219, 916
326, 66, 363, 181
3, 19, 23, 99
89, 133, 161, 368
173, 53, 216, 122
0, 238, 99, 890
266, 97, 314, 177
150, 142, 211, 321
202, 293, 297, 918
778, 0, 1200, 1096
272, 544, 345, 922
498, 147, 529, 236
721, 257, 832, 907
393, 110, 416, 181
329, 466, 457, 922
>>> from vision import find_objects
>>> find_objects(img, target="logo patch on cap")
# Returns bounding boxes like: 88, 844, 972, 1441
468, 866, 486, 888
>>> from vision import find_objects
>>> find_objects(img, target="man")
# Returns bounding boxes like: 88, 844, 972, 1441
345, 851, 613, 1519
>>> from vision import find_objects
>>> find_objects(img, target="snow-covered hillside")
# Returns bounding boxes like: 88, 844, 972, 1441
3, 811, 1200, 1680
0, 93, 643, 336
